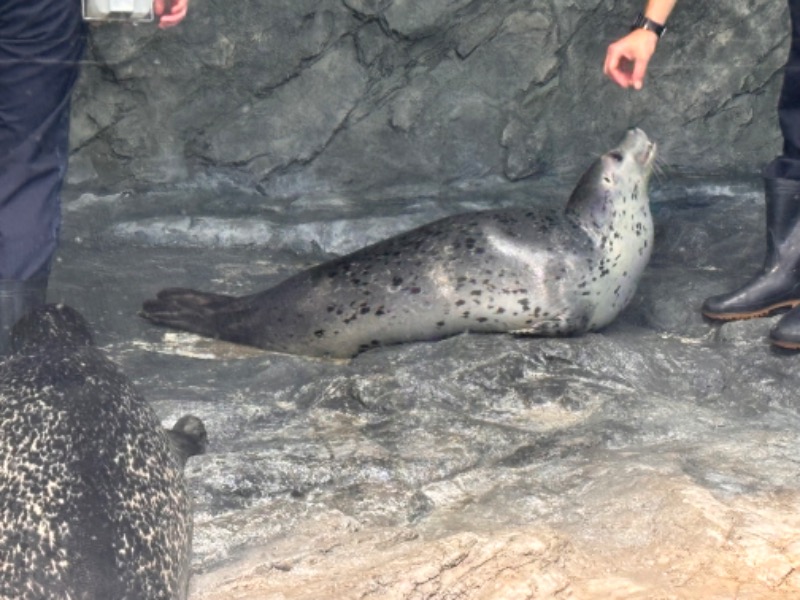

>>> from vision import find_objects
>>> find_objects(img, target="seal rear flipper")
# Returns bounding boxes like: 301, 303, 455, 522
155, 287, 236, 309
140, 288, 238, 338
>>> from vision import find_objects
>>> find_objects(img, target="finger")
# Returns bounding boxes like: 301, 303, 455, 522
631, 55, 651, 90
157, 0, 186, 27
158, 0, 187, 28
604, 46, 633, 88
172, 0, 188, 16
608, 60, 634, 88
153, 0, 164, 17
603, 45, 621, 77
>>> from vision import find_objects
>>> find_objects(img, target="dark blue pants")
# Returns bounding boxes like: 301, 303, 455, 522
0, 0, 85, 281
769, 0, 800, 179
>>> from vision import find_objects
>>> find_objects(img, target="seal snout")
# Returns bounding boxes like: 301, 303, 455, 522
641, 139, 657, 167
620, 128, 656, 168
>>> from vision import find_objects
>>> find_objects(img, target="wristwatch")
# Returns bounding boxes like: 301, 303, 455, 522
631, 12, 666, 38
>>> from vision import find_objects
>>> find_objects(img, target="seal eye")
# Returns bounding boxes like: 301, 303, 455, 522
609, 151, 624, 162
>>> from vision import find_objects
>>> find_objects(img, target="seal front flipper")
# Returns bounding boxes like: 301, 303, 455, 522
510, 313, 588, 337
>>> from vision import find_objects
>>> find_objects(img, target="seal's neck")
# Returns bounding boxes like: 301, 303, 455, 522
565, 156, 651, 241
564, 159, 614, 233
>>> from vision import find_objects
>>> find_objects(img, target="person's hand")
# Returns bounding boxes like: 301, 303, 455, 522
603, 29, 659, 90
154, 0, 189, 29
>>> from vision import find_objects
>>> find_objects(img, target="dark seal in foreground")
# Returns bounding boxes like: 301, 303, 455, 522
142, 129, 656, 358
0, 304, 207, 600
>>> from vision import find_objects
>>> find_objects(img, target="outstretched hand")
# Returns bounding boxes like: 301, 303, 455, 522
604, 29, 658, 90
154, 0, 189, 29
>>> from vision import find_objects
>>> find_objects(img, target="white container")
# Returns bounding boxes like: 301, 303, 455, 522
82, 0, 153, 21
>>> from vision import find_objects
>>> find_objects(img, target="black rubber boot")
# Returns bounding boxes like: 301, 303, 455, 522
0, 278, 48, 356
702, 175, 800, 321
770, 304, 800, 349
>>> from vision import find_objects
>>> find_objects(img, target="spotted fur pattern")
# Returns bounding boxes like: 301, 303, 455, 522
0, 305, 195, 599
141, 129, 655, 359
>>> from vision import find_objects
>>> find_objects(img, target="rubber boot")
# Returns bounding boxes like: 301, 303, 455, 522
770, 304, 800, 348
702, 176, 800, 320
0, 278, 48, 355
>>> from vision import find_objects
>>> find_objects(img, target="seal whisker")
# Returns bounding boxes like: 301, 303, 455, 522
651, 156, 670, 182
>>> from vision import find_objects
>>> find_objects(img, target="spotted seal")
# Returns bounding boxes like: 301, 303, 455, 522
0, 304, 207, 599
141, 128, 656, 359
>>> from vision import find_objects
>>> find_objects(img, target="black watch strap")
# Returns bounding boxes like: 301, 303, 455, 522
631, 12, 666, 38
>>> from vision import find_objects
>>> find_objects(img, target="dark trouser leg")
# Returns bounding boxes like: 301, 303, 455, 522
761, 1, 800, 348
702, 0, 800, 327
0, 0, 86, 353
777, 0, 800, 169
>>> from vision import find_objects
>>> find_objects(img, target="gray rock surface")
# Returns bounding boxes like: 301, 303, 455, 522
68, 1, 787, 199
54, 176, 800, 597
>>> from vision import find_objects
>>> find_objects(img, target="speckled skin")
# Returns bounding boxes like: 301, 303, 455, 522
0, 305, 205, 599
142, 129, 656, 359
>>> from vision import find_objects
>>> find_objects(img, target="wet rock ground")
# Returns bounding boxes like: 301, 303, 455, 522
56, 177, 800, 598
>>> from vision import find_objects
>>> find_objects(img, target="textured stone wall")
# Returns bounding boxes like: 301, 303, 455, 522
68, 0, 788, 199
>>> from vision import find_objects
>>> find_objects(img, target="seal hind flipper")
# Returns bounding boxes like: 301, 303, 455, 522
165, 415, 208, 468
155, 287, 235, 309
141, 288, 237, 338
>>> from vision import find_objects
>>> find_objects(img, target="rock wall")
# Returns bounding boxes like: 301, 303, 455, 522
68, 0, 788, 199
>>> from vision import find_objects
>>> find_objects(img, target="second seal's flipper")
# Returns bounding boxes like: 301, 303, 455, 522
165, 414, 208, 468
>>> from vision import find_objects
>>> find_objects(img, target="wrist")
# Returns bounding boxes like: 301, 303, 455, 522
631, 12, 666, 39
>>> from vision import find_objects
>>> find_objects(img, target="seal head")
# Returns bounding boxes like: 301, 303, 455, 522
564, 127, 656, 329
